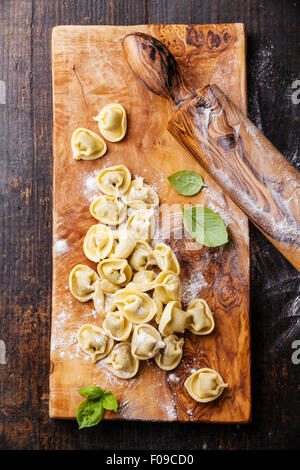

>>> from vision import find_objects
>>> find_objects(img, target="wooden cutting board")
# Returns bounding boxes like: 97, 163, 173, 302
50, 24, 250, 423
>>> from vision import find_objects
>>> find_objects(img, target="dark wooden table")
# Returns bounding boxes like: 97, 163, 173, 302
0, 0, 299, 450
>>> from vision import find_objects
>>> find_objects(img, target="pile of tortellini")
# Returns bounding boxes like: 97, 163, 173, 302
69, 163, 219, 385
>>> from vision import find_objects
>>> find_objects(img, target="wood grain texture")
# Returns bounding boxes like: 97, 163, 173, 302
168, 85, 300, 270
123, 32, 300, 270
50, 23, 250, 423
0, 0, 299, 450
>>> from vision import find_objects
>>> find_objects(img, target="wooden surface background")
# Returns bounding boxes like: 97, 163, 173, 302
0, 0, 299, 449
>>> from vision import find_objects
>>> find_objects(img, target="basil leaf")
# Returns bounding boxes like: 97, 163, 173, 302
168, 170, 204, 196
76, 399, 104, 430
182, 205, 228, 247
102, 391, 118, 412
79, 386, 104, 400
76, 386, 118, 429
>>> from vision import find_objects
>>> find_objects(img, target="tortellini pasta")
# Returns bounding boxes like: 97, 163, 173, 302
154, 334, 184, 371
92, 280, 105, 314
93, 280, 117, 316
159, 301, 187, 337
126, 270, 155, 292
97, 258, 132, 287
124, 177, 159, 209
126, 209, 154, 242
83, 224, 114, 262
71, 128, 107, 160
153, 243, 180, 275
94, 103, 127, 142
90, 195, 126, 225
184, 368, 228, 403
98, 279, 119, 294
70, 164, 222, 391
104, 342, 139, 379
109, 230, 137, 259
97, 165, 131, 196
78, 324, 114, 362
69, 264, 99, 302
103, 311, 132, 342
158, 297, 214, 338
128, 241, 155, 271
153, 290, 164, 323
113, 287, 156, 324
186, 299, 215, 335
154, 271, 181, 304
131, 324, 165, 360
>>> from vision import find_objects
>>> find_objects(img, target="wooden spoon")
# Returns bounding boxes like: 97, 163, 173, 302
123, 32, 300, 271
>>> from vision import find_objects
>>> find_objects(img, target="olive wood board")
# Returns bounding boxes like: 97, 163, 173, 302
50, 24, 250, 422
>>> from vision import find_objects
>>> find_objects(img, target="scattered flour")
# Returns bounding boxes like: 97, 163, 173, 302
150, 173, 165, 193
206, 200, 232, 227
118, 400, 137, 419
82, 169, 100, 201
181, 269, 208, 306
82, 158, 114, 201
54, 239, 68, 255
167, 373, 180, 383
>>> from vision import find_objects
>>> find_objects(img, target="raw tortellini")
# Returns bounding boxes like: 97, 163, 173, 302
109, 230, 137, 259
97, 258, 132, 287
128, 241, 155, 271
103, 311, 132, 341
104, 342, 139, 379
97, 165, 131, 196
159, 301, 187, 337
68, 164, 224, 391
94, 103, 127, 142
83, 224, 114, 262
113, 287, 156, 324
154, 334, 184, 371
186, 299, 215, 335
71, 128, 107, 160
184, 368, 228, 403
153, 290, 164, 323
131, 324, 165, 360
78, 324, 114, 362
126, 209, 154, 242
154, 271, 181, 304
90, 195, 126, 225
93, 280, 117, 316
158, 298, 215, 337
126, 270, 155, 292
153, 243, 180, 275
124, 177, 159, 209
69, 264, 99, 302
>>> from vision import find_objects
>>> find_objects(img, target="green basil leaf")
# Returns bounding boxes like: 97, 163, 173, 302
76, 399, 104, 430
79, 386, 104, 400
168, 170, 204, 196
102, 391, 118, 412
182, 205, 228, 247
